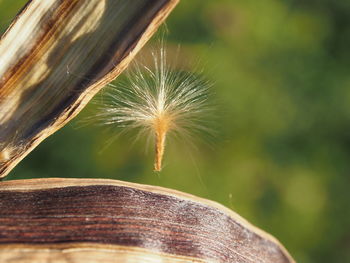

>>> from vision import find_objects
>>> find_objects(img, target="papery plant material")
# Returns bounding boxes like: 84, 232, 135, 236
0, 0, 179, 178
93, 47, 211, 171
0, 178, 295, 263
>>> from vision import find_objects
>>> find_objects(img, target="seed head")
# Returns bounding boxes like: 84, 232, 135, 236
94, 47, 211, 171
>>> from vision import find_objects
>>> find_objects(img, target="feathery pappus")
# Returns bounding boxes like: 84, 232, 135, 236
94, 47, 211, 171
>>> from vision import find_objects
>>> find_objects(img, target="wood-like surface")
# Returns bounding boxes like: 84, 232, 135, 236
0, 244, 208, 263
0, 0, 179, 178
0, 178, 295, 263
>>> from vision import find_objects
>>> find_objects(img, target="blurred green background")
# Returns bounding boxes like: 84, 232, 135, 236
1, 0, 350, 262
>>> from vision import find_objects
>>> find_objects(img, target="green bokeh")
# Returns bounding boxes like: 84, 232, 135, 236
1, 0, 350, 262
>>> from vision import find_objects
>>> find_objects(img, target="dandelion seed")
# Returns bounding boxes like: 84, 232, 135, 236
94, 46, 211, 171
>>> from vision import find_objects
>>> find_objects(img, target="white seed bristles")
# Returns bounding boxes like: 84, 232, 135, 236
94, 47, 211, 171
